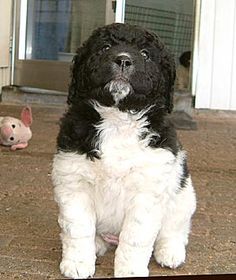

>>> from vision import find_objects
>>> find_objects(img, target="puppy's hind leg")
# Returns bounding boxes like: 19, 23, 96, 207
154, 179, 196, 269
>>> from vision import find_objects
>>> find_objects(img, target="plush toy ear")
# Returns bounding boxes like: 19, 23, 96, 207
21, 106, 33, 127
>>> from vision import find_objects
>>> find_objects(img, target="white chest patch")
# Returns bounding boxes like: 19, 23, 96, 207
93, 104, 174, 173
94, 105, 150, 171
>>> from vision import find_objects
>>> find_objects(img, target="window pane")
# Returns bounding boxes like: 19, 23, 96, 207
24, 0, 114, 61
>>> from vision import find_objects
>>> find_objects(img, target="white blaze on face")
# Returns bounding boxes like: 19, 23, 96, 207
109, 80, 131, 105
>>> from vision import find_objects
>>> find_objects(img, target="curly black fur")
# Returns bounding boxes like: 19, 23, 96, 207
57, 23, 180, 160
57, 101, 102, 159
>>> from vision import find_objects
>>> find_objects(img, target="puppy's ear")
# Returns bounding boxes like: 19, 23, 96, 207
150, 31, 176, 113
67, 46, 87, 105
162, 54, 176, 113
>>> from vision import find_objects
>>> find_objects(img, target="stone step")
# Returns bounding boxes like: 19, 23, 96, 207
1, 86, 67, 107
0, 86, 197, 129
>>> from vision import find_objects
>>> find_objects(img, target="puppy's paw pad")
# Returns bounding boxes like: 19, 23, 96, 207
60, 259, 95, 279
154, 244, 186, 269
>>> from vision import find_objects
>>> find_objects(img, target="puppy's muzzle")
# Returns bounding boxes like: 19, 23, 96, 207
105, 53, 134, 105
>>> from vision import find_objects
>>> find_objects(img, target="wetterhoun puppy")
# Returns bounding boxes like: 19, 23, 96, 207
52, 23, 196, 278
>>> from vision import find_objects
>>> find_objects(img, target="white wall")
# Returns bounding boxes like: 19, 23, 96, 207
195, 0, 236, 110
0, 0, 12, 92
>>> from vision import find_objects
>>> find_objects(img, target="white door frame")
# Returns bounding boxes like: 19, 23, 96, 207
115, 0, 126, 23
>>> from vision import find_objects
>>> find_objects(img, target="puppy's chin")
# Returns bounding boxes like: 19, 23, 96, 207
105, 79, 132, 105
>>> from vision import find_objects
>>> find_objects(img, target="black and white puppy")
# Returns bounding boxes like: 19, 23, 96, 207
52, 23, 196, 278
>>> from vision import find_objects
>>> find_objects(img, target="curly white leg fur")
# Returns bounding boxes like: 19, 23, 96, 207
55, 190, 97, 279
59, 233, 96, 279
114, 194, 161, 277
115, 242, 151, 277
154, 182, 196, 269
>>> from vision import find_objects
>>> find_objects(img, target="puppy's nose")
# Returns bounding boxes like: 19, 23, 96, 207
115, 55, 132, 69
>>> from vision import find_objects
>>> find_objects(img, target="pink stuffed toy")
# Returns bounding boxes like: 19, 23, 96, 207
0, 106, 33, 150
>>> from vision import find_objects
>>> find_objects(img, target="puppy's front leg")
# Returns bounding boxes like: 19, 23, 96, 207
55, 186, 96, 279
115, 194, 161, 277
53, 153, 97, 278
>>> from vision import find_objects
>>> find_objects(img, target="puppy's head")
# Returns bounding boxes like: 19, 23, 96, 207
68, 23, 175, 113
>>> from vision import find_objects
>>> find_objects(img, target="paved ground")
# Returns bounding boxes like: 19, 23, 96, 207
0, 104, 235, 279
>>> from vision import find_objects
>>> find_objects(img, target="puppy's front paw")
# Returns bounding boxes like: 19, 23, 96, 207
60, 259, 95, 279
154, 243, 186, 269
115, 265, 149, 277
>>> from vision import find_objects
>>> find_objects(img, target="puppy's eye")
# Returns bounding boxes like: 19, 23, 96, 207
10, 137, 14, 141
140, 49, 150, 60
101, 44, 111, 53
12, 124, 16, 128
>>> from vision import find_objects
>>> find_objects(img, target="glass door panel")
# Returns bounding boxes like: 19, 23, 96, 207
14, 0, 115, 91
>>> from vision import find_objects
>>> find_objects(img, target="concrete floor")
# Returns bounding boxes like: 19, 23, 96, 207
0, 104, 235, 279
